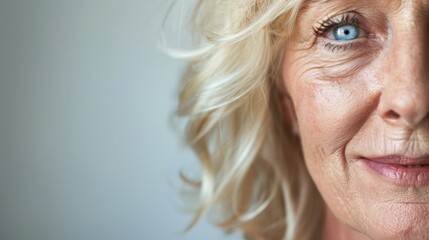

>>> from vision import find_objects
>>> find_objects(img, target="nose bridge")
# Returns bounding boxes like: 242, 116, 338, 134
379, 8, 429, 128
391, 14, 427, 83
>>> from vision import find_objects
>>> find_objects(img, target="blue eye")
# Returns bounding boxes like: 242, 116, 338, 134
332, 24, 359, 41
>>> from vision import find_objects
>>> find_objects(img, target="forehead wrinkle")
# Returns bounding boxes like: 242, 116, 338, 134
301, 0, 335, 7
298, 0, 364, 20
299, 0, 335, 14
300, 0, 413, 13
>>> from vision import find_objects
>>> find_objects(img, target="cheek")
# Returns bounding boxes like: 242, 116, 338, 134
283, 49, 381, 159
293, 77, 377, 160
283, 56, 382, 226
293, 82, 365, 202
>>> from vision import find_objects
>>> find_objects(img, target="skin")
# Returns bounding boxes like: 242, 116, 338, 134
282, 0, 429, 239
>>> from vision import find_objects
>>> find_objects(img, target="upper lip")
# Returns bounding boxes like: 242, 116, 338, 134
362, 155, 429, 165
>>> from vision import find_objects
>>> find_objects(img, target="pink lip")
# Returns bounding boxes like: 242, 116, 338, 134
360, 155, 429, 186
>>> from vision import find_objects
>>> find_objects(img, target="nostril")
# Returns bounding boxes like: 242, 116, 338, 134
385, 110, 400, 119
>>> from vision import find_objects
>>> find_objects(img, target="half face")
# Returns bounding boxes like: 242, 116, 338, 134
283, 0, 429, 239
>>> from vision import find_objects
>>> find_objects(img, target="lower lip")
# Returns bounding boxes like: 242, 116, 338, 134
360, 158, 429, 186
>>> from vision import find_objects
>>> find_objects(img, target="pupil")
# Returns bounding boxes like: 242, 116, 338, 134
344, 29, 350, 35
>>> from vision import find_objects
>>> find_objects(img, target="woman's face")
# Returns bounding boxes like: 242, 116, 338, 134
283, 0, 429, 239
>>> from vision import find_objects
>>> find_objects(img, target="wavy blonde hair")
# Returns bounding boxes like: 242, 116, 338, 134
173, 0, 324, 239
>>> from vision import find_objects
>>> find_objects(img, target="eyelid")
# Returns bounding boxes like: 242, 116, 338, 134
312, 12, 371, 52
313, 12, 363, 37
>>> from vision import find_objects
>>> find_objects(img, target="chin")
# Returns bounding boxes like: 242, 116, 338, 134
354, 205, 429, 240
365, 227, 429, 240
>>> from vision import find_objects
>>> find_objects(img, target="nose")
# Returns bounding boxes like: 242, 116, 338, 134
378, 24, 429, 129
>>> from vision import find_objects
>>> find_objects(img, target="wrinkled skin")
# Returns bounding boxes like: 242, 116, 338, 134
283, 0, 429, 239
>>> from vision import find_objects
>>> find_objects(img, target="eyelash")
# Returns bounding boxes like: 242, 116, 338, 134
313, 14, 362, 51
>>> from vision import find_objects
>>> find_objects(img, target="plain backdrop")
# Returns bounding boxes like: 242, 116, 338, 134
0, 0, 241, 239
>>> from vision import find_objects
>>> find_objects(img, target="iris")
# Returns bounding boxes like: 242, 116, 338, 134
333, 24, 358, 41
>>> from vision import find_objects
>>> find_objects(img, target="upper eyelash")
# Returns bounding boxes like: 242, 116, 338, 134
313, 14, 360, 37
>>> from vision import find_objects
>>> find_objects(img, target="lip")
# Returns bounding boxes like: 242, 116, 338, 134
359, 155, 429, 186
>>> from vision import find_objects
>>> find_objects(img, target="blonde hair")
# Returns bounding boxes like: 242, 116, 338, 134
172, 0, 324, 239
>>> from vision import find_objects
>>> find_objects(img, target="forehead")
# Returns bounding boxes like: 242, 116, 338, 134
301, 0, 424, 12
298, 0, 429, 24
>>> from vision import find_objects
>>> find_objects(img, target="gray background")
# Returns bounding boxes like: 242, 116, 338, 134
0, 0, 241, 239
